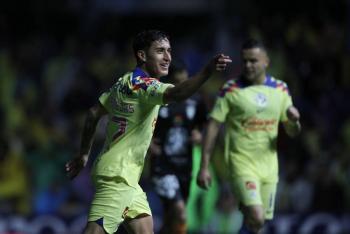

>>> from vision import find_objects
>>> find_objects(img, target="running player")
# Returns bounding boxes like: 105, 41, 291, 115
65, 30, 231, 234
197, 39, 301, 234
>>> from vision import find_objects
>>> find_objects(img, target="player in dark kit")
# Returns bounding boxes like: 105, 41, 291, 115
149, 60, 207, 234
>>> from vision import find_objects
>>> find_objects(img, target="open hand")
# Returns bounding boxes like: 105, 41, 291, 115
65, 154, 88, 180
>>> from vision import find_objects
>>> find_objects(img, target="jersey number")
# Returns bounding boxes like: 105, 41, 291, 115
111, 116, 127, 140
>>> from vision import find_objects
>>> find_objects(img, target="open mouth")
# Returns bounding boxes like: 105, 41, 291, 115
160, 64, 169, 70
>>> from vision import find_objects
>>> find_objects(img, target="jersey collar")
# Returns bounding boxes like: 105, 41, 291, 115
238, 75, 273, 87
132, 67, 148, 79
263, 75, 277, 88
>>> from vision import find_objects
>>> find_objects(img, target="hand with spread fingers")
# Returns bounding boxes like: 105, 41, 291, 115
65, 154, 89, 180
211, 54, 232, 71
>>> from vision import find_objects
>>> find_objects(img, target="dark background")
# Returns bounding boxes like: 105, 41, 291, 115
1, 0, 349, 233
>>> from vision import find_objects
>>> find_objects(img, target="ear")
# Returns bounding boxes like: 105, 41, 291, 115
264, 56, 270, 68
137, 50, 146, 63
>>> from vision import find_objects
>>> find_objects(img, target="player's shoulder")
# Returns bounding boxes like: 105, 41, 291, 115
129, 67, 160, 91
108, 68, 159, 95
264, 76, 290, 95
264, 76, 288, 87
218, 77, 243, 97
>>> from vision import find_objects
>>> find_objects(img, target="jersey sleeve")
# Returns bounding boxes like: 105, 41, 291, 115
210, 94, 230, 123
98, 90, 112, 113
279, 83, 293, 122
132, 77, 174, 105
209, 80, 237, 123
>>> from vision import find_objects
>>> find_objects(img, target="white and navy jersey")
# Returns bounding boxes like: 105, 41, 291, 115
150, 95, 207, 177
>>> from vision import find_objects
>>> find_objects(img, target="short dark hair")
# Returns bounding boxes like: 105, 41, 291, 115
132, 30, 169, 57
241, 38, 266, 51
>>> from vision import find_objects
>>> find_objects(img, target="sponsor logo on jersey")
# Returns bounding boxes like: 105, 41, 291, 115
245, 181, 257, 190
115, 79, 132, 95
241, 117, 277, 132
111, 98, 134, 113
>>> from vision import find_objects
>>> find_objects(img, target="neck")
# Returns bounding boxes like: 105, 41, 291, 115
255, 74, 266, 85
138, 64, 161, 79
244, 74, 266, 85
137, 65, 149, 75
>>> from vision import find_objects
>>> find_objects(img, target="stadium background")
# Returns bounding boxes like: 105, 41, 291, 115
1, 0, 349, 233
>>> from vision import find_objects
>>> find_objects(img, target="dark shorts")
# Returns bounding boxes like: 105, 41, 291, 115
152, 173, 191, 204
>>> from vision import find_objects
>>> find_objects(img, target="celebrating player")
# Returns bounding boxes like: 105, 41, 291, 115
65, 30, 231, 234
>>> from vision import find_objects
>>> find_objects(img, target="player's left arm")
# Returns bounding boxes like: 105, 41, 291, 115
283, 106, 301, 137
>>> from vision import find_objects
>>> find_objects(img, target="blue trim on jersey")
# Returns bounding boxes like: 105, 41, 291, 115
132, 67, 148, 79
264, 75, 277, 88
95, 217, 104, 228
237, 75, 282, 89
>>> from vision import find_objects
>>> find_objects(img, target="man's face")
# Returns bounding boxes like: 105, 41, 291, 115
144, 39, 172, 78
241, 47, 269, 82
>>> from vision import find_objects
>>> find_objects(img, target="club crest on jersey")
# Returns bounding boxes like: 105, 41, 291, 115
254, 93, 267, 108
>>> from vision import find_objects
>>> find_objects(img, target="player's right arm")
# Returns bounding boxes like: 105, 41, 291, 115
65, 102, 107, 179
163, 54, 231, 104
283, 106, 301, 137
278, 82, 301, 137
196, 118, 221, 190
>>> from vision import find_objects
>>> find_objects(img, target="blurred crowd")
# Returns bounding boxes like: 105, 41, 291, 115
0, 0, 349, 232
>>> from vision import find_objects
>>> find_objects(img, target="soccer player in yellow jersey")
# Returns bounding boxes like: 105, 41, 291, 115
65, 30, 231, 234
197, 39, 301, 234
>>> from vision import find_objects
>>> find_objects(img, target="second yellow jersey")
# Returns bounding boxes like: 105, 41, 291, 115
210, 76, 292, 182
